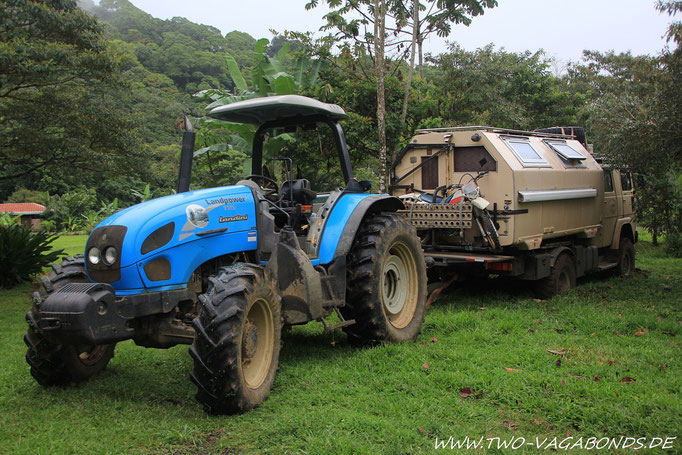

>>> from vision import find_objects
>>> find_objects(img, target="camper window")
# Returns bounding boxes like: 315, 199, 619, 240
544, 140, 586, 160
501, 137, 550, 167
543, 140, 586, 168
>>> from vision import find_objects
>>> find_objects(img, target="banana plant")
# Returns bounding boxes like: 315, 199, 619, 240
193, 39, 323, 179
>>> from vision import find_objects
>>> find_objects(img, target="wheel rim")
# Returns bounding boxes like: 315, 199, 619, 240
76, 345, 109, 366
241, 298, 274, 389
557, 269, 571, 294
381, 241, 419, 329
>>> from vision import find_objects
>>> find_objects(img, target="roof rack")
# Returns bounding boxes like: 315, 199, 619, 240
414, 125, 575, 140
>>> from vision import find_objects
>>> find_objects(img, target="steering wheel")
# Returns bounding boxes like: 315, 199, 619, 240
245, 174, 279, 194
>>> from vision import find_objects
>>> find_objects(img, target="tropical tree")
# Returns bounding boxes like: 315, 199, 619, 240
0, 0, 140, 198
192, 39, 325, 188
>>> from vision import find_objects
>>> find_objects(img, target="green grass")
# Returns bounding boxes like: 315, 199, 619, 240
0, 234, 680, 454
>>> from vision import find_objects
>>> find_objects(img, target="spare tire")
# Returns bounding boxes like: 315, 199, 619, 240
535, 126, 587, 147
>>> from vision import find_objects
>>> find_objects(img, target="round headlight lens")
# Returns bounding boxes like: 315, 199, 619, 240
103, 247, 117, 265
88, 247, 101, 265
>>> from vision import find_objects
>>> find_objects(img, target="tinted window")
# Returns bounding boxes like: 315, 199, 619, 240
453, 146, 497, 172
604, 170, 614, 192
620, 171, 633, 191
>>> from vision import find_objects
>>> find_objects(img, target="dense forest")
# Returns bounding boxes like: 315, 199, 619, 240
0, 0, 680, 247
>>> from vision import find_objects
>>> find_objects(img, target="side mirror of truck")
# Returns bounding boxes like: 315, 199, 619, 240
359, 180, 372, 192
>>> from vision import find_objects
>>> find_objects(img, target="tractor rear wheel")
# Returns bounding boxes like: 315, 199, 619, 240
342, 212, 427, 344
533, 253, 576, 299
190, 264, 281, 414
24, 255, 115, 386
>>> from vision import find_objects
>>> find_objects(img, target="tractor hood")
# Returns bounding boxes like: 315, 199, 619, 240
86, 185, 257, 273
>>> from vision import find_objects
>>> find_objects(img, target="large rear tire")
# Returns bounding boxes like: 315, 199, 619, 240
342, 212, 427, 344
533, 253, 576, 299
190, 264, 282, 414
24, 256, 115, 386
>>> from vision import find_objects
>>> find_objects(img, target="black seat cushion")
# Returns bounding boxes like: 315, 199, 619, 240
279, 179, 317, 205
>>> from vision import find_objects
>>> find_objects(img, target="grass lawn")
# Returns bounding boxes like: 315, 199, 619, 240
0, 234, 680, 454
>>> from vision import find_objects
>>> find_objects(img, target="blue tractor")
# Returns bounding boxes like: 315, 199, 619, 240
25, 95, 427, 413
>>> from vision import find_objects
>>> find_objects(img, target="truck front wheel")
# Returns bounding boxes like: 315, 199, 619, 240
342, 212, 427, 344
190, 264, 281, 414
533, 253, 576, 299
616, 237, 636, 277
24, 256, 115, 386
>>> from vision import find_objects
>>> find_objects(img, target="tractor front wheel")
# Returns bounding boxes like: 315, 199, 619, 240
342, 212, 427, 344
190, 264, 281, 414
24, 255, 115, 386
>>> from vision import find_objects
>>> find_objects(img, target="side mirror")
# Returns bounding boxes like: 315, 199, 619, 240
359, 180, 372, 192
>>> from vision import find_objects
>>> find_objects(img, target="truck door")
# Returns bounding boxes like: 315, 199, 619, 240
601, 170, 618, 247
618, 170, 635, 217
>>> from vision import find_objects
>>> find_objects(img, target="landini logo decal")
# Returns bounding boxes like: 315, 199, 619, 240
219, 214, 248, 223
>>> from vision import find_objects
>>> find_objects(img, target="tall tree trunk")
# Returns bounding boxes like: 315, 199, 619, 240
418, 34, 423, 78
374, 0, 387, 193
399, 0, 419, 129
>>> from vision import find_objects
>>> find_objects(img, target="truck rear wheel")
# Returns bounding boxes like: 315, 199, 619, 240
190, 264, 281, 414
24, 256, 115, 386
616, 237, 635, 277
342, 212, 427, 344
533, 253, 576, 299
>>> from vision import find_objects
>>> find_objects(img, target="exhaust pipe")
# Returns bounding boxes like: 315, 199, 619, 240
177, 115, 195, 193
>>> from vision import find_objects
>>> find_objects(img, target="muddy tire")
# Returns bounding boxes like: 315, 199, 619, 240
190, 264, 281, 414
24, 256, 115, 386
615, 237, 635, 277
342, 212, 427, 344
533, 253, 576, 299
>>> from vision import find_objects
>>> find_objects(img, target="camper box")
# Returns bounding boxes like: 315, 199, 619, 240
389, 126, 631, 251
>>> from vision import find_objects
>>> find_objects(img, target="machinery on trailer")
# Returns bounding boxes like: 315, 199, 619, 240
390, 126, 636, 297
24, 95, 427, 414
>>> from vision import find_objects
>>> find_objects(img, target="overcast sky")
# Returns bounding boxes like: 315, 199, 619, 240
129, 0, 674, 63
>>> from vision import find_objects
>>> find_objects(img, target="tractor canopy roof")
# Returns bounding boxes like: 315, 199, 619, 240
208, 95, 347, 125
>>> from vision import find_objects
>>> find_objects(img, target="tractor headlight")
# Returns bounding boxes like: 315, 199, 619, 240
103, 247, 118, 266
88, 247, 101, 265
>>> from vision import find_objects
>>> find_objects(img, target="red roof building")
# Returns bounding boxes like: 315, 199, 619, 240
0, 203, 46, 229
0, 203, 46, 215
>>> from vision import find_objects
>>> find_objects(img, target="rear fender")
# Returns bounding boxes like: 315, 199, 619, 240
317, 193, 404, 265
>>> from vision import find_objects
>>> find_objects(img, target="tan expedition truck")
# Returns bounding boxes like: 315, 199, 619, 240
389, 126, 636, 298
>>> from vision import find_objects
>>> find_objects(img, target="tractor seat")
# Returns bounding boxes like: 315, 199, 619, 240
279, 179, 317, 205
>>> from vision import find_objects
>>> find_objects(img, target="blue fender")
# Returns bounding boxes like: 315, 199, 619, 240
317, 193, 403, 265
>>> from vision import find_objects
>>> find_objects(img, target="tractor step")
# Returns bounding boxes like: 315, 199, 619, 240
598, 260, 618, 271
320, 307, 355, 331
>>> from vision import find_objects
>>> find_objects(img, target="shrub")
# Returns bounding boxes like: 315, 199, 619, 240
43, 187, 97, 233
665, 233, 682, 258
0, 213, 20, 227
0, 225, 63, 288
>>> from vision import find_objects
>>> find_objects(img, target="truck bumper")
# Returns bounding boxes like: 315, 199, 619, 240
33, 283, 195, 345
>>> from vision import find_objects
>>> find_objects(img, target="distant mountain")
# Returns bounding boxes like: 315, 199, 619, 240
78, 0, 257, 93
